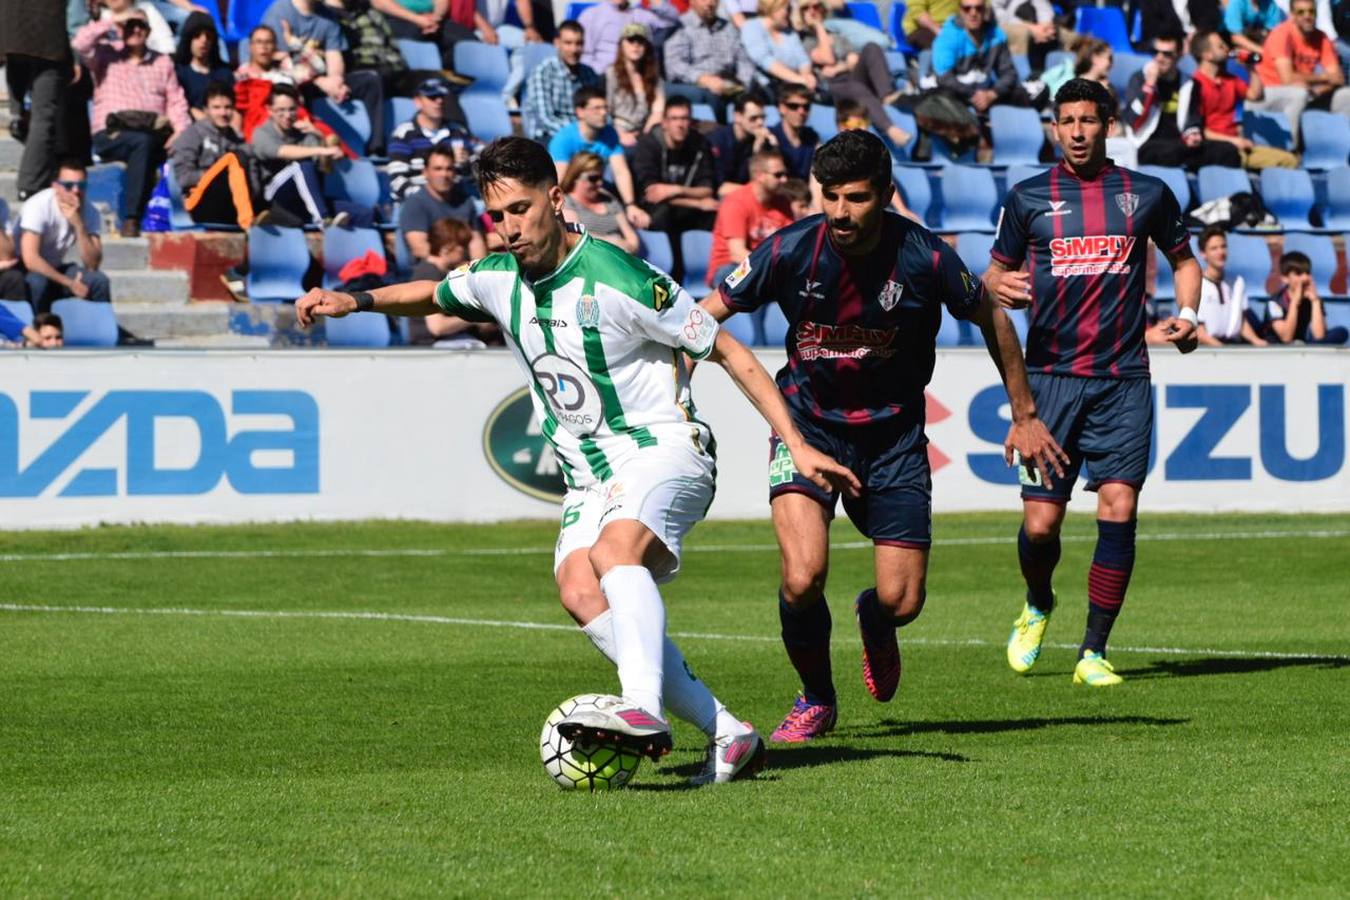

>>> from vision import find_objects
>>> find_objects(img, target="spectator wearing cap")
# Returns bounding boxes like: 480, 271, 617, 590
72, 7, 191, 238
398, 146, 488, 261
1251, 0, 1350, 133
17, 162, 113, 313
578, 0, 670, 73
547, 86, 647, 226
387, 77, 484, 202
663, 0, 756, 123
606, 23, 665, 145
629, 95, 718, 236
523, 19, 601, 144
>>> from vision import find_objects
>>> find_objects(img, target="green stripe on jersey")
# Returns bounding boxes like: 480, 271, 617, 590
532, 270, 610, 481
580, 274, 657, 450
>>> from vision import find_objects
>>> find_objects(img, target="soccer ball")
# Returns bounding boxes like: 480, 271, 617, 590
539, 693, 643, 791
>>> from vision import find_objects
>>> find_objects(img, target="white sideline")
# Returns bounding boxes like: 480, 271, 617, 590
2, 602, 1346, 663
1, 528, 1349, 563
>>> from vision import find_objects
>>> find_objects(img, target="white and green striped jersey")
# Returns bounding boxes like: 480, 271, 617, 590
434, 229, 720, 488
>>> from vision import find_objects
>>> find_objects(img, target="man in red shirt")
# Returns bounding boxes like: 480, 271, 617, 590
707, 148, 793, 285
1251, 0, 1350, 142
1187, 31, 1297, 168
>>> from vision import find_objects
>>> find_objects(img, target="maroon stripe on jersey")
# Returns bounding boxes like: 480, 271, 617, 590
1070, 174, 1108, 377
1108, 169, 1135, 378
829, 236, 870, 425
1047, 168, 1067, 374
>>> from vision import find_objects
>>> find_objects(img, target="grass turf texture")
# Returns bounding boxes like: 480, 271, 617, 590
2, 512, 1347, 897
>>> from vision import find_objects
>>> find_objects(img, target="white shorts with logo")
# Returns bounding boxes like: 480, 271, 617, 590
553, 442, 715, 584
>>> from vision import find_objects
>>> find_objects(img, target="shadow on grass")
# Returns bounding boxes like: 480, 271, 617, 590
651, 745, 969, 782
850, 714, 1188, 739
1115, 656, 1350, 680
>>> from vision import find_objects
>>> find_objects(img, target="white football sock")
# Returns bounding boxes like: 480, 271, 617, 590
581, 608, 728, 738
598, 565, 667, 719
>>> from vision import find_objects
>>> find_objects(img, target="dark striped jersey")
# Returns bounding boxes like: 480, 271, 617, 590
991, 161, 1191, 379
719, 212, 983, 427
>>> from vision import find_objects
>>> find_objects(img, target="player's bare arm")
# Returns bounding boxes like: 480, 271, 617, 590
968, 292, 1069, 486
295, 280, 443, 327
982, 259, 1033, 310
1156, 250, 1201, 354
698, 291, 735, 322
706, 329, 862, 498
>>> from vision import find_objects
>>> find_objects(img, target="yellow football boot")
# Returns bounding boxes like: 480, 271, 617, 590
1073, 650, 1124, 687
1006, 598, 1053, 674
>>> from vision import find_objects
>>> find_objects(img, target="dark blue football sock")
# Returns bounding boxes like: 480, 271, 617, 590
779, 591, 836, 706
1018, 524, 1061, 614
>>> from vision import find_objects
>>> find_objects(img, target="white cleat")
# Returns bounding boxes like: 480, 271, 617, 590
556, 695, 674, 761
690, 722, 767, 786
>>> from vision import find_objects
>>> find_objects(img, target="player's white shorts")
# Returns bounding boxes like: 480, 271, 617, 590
553, 442, 715, 584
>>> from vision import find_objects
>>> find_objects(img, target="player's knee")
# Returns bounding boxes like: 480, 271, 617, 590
780, 565, 827, 607
876, 580, 926, 626
557, 578, 606, 625
1023, 516, 1063, 543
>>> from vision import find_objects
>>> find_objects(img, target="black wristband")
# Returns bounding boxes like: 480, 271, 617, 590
352, 291, 375, 312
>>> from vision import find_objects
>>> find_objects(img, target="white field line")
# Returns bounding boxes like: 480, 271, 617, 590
2, 602, 1346, 663
2, 528, 1349, 563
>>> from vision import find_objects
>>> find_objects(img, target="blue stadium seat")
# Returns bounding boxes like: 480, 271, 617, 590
887, 2, 913, 53
1044, 50, 1073, 72
843, 1, 883, 31
0, 299, 33, 326
955, 232, 994, 278
0, 197, 10, 230
247, 225, 310, 303
322, 226, 386, 289
762, 304, 790, 346
892, 165, 932, 226
87, 164, 126, 227
1301, 111, 1350, 170
680, 230, 715, 299
393, 221, 413, 277
886, 108, 918, 159
935, 307, 973, 346
1324, 299, 1350, 333
1154, 247, 1175, 300
1197, 165, 1251, 204
638, 229, 675, 275
1281, 233, 1339, 297
460, 93, 513, 140
690, 103, 717, 123
454, 41, 510, 92
519, 42, 556, 76
325, 311, 392, 347
885, 49, 906, 75
1005, 308, 1029, 344
565, 1, 596, 21
937, 165, 998, 232
1012, 53, 1030, 81
1260, 168, 1317, 231
226, 0, 272, 41
395, 39, 441, 71
1005, 164, 1047, 190
1243, 109, 1294, 150
1075, 6, 1130, 50
323, 158, 382, 212
1224, 233, 1273, 297
1324, 166, 1350, 231
50, 299, 118, 347
719, 309, 759, 346
310, 97, 371, 155
807, 104, 839, 142
989, 105, 1043, 165
1109, 53, 1150, 93
385, 96, 416, 142
1139, 164, 1191, 209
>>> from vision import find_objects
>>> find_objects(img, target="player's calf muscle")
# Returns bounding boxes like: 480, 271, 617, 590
557, 553, 606, 625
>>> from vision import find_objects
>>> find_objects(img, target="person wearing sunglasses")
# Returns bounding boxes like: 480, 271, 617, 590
1250, 0, 1350, 134
1124, 32, 1241, 170
932, 0, 1043, 119
768, 83, 820, 180
707, 92, 779, 195
707, 147, 794, 286
559, 151, 641, 253
16, 162, 113, 313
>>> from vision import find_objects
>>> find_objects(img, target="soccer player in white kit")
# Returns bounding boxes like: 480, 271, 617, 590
296, 137, 859, 785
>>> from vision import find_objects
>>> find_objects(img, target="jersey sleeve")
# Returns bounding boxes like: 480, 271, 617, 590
930, 235, 985, 321
1150, 183, 1192, 257
990, 186, 1030, 269
432, 262, 498, 323
716, 231, 780, 314
629, 273, 721, 360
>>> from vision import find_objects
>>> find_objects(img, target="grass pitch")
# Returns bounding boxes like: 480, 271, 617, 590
2, 513, 1347, 897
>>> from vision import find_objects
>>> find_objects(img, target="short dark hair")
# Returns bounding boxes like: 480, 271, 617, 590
428, 217, 474, 257
34, 312, 63, 332
1152, 30, 1184, 46
475, 136, 558, 193
204, 82, 235, 105
55, 158, 87, 175
834, 98, 868, 125
749, 147, 785, 173
1279, 250, 1312, 276
1190, 30, 1217, 62
267, 83, 301, 106
1198, 224, 1227, 250
573, 85, 605, 109
781, 177, 810, 205
777, 82, 812, 105
733, 89, 771, 113
665, 94, 692, 115
1053, 78, 1117, 123
558, 18, 583, 36
427, 143, 456, 164
811, 129, 891, 193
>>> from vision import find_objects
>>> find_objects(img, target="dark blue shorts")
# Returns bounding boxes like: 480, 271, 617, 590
1023, 373, 1152, 503
768, 414, 932, 547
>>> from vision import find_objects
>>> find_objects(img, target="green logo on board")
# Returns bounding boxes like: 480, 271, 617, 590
482, 387, 567, 503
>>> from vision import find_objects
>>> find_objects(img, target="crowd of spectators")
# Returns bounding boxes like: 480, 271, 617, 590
2, 0, 1347, 348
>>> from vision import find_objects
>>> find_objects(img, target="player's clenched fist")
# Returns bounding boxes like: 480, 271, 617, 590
295, 288, 356, 327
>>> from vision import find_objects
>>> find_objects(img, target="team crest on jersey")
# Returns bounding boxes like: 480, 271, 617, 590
1115, 192, 1140, 216
577, 293, 600, 328
725, 257, 752, 288
879, 280, 905, 311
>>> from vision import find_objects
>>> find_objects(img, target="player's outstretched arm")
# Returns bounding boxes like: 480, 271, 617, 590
982, 259, 1033, 310
1156, 252, 1201, 354
706, 329, 861, 498
698, 291, 736, 322
294, 281, 442, 327
969, 292, 1069, 488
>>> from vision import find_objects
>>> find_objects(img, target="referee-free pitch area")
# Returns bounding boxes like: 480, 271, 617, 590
2, 513, 1347, 896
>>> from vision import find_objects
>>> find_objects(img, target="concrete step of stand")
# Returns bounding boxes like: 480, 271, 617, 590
97, 237, 150, 270
107, 269, 190, 304
154, 333, 274, 349
0, 172, 17, 206
0, 136, 21, 170
113, 301, 231, 339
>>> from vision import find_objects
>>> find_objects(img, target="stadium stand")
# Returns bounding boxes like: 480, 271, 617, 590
1244, 110, 1295, 151
680, 231, 715, 299
0, 299, 34, 327
1260, 169, 1319, 233
893, 166, 932, 227
459, 94, 514, 141
989, 106, 1044, 166
637, 230, 675, 277
843, 2, 884, 31
1223, 234, 1275, 297
886, 2, 913, 53
1139, 165, 1192, 211
395, 39, 441, 72
325, 311, 393, 347
322, 226, 385, 290
453, 42, 511, 94
310, 98, 373, 157
1197, 166, 1252, 205
1282, 234, 1342, 298
50, 298, 118, 347
1301, 112, 1350, 171
762, 304, 790, 346
1325, 168, 1350, 231
1075, 6, 1131, 50
247, 225, 310, 304
324, 159, 383, 214
937, 166, 998, 232
719, 310, 760, 346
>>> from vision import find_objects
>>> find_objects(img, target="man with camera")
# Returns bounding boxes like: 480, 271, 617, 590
1188, 30, 1297, 169
1125, 31, 1241, 169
